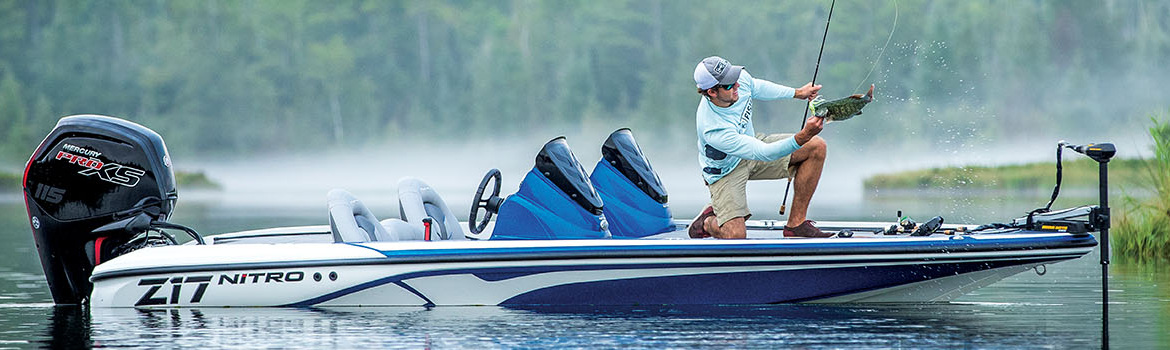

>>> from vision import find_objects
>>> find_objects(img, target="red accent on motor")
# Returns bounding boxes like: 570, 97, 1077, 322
94, 236, 107, 265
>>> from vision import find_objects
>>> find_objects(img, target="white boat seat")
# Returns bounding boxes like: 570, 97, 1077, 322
327, 189, 397, 243
382, 177, 465, 241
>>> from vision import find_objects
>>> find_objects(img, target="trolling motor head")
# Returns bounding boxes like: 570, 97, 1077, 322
1028, 140, 1116, 231
1061, 141, 1116, 163
23, 115, 181, 304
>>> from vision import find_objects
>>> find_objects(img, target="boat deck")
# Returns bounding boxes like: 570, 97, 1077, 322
202, 219, 1000, 245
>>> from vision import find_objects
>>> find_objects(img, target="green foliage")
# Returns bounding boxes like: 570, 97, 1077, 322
863, 158, 1151, 192
0, 0, 1166, 162
0, 69, 33, 158
1114, 114, 1170, 263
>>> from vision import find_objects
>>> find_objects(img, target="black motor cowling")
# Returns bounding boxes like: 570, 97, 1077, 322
23, 115, 177, 304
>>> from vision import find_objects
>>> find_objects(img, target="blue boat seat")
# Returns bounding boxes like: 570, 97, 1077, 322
327, 189, 396, 243
488, 137, 608, 240
590, 129, 673, 238
381, 177, 465, 241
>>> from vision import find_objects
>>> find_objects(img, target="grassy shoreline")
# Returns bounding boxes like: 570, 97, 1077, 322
0, 171, 18, 192
1113, 116, 1170, 263
174, 170, 222, 190
863, 157, 1150, 192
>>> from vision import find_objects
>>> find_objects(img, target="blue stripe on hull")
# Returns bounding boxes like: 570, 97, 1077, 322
283, 255, 1074, 307
498, 257, 1065, 305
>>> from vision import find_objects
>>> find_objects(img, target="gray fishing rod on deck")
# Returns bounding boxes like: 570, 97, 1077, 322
780, 0, 834, 215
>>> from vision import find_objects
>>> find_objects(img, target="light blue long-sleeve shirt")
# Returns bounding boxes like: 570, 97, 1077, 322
696, 70, 802, 184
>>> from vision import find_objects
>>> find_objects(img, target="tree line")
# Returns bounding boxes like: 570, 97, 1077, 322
1, 0, 1167, 164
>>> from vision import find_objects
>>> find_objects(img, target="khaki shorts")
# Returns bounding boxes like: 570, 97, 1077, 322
707, 133, 797, 225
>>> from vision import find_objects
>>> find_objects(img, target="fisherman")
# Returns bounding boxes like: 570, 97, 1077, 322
690, 56, 832, 239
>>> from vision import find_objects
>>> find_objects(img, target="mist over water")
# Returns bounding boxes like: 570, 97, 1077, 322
173, 123, 1120, 235
175, 39, 1160, 229
173, 30, 1160, 230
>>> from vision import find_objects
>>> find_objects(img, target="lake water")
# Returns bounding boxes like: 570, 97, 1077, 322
1, 188, 1167, 348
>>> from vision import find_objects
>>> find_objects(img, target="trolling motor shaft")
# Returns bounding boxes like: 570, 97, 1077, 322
1060, 141, 1115, 348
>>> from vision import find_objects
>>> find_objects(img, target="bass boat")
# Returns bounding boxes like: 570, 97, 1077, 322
22, 115, 1112, 308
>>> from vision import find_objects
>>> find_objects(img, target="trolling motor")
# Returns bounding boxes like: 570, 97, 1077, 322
23, 115, 204, 304
1021, 140, 1115, 346
1024, 141, 1115, 233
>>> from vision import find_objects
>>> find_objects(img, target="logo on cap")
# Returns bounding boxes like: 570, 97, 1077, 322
712, 60, 727, 76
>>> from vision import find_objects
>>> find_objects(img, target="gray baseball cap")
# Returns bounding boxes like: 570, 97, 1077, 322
693, 56, 744, 90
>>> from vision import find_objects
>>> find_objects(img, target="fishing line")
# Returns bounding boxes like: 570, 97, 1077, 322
852, 0, 897, 94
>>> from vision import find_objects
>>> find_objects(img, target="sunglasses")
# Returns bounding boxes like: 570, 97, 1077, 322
720, 83, 737, 91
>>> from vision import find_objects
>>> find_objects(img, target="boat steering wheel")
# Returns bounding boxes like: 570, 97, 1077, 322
469, 169, 504, 235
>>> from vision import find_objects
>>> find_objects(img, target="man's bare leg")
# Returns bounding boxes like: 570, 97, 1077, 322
785, 136, 827, 228
703, 216, 747, 239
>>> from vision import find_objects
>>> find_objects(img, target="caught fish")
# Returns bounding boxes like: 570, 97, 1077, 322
809, 84, 874, 121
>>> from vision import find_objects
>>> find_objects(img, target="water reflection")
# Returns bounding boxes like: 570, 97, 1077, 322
1112, 260, 1170, 346
81, 302, 1113, 348
42, 306, 91, 349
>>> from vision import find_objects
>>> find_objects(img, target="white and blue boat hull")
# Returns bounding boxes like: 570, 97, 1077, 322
89, 226, 1096, 308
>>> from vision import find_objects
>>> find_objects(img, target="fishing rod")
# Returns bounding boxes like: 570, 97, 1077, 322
779, 0, 834, 216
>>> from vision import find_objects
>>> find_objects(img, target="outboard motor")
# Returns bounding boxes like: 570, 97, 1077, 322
589, 129, 673, 238
23, 115, 182, 304
468, 137, 607, 240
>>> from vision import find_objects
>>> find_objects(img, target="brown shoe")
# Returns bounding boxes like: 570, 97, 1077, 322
783, 220, 833, 238
688, 206, 716, 238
